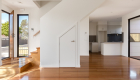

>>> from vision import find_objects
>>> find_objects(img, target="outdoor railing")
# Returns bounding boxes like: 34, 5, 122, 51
19, 47, 28, 56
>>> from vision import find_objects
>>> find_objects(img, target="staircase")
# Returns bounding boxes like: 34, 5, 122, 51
30, 47, 40, 66
17, 47, 40, 72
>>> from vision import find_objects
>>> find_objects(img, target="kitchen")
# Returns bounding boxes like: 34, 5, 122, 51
89, 21, 123, 55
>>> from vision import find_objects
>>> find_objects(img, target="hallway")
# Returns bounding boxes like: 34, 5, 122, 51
8, 52, 140, 80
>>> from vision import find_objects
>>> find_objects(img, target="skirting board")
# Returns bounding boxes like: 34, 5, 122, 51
76, 65, 81, 68
101, 54, 121, 56
40, 65, 59, 68
40, 65, 81, 68
80, 54, 89, 56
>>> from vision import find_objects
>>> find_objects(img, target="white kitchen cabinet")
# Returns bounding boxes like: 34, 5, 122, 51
98, 25, 107, 31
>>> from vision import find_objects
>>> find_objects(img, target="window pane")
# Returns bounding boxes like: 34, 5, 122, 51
1, 11, 9, 59
18, 15, 29, 57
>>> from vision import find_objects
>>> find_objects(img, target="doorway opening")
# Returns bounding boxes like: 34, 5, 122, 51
89, 21, 123, 56
1, 10, 10, 59
17, 14, 29, 57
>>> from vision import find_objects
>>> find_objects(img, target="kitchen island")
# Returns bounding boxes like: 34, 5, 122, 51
101, 42, 122, 55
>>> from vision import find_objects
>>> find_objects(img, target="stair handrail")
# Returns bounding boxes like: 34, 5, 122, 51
33, 30, 40, 36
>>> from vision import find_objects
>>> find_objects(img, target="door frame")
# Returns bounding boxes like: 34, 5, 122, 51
1, 10, 10, 59
17, 14, 29, 57
58, 22, 80, 67
128, 15, 140, 60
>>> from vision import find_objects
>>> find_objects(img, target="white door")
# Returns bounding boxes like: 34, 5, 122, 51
60, 27, 76, 67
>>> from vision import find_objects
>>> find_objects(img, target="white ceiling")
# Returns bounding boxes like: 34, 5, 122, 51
3, 0, 140, 21
90, 0, 140, 22
2, 0, 62, 9
33, 0, 61, 8
33, 0, 62, 1
2, 0, 37, 9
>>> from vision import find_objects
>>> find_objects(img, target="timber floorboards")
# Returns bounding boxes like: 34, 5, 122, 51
8, 52, 140, 80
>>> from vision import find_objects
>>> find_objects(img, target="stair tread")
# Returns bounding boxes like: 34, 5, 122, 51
36, 47, 40, 49
31, 51, 38, 53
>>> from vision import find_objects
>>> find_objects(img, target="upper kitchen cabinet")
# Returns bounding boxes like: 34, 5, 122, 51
98, 25, 107, 31
98, 21, 107, 31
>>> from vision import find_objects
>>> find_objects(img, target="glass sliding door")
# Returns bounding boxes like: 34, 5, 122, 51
129, 16, 140, 60
1, 10, 10, 59
17, 14, 29, 57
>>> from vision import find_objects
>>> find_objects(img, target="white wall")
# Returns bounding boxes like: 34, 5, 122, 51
80, 16, 89, 56
107, 22, 122, 34
122, 9, 140, 57
0, 0, 2, 65
13, 2, 59, 57
89, 22, 97, 35
40, 0, 105, 67
2, 4, 13, 13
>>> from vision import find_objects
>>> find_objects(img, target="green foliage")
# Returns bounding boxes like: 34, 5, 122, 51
1, 19, 28, 38
1, 21, 9, 36
19, 19, 28, 39
1, 21, 22, 36
19, 27, 22, 34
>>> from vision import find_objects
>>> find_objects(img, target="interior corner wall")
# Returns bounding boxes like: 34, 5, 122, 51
0, 0, 2, 65
13, 2, 60, 57
80, 16, 89, 56
122, 9, 140, 57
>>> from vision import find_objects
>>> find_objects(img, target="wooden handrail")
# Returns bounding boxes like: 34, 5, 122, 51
33, 30, 40, 36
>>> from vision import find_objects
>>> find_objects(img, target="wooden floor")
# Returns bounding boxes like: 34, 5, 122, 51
6, 52, 140, 80
0, 57, 34, 79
